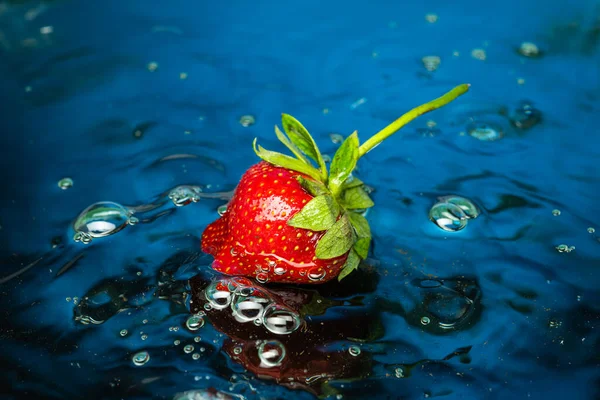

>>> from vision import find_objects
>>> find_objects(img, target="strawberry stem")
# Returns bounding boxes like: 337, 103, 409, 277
357, 84, 470, 158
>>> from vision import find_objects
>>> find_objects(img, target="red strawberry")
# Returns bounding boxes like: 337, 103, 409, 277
201, 85, 469, 283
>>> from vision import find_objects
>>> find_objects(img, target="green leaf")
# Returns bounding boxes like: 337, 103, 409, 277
253, 139, 322, 181
338, 249, 360, 281
329, 131, 359, 196
340, 186, 375, 210
281, 114, 327, 178
315, 214, 355, 259
274, 125, 311, 165
347, 212, 371, 259
296, 176, 329, 197
342, 175, 364, 189
287, 194, 339, 231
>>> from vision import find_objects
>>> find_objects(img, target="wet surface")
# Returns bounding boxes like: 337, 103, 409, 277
1, 0, 599, 399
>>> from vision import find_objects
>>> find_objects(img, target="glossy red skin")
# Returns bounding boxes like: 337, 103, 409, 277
201, 161, 348, 284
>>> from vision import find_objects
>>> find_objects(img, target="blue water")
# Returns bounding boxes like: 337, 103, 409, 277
1, 0, 599, 399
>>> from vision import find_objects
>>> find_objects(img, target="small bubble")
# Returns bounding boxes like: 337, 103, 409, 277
552, 209, 561, 216
253, 318, 263, 326
194, 336, 201, 343
179, 72, 188, 80
174, 340, 181, 346
192, 353, 200, 360
127, 216, 139, 226
517, 41, 541, 58
58, 177, 73, 190
133, 129, 143, 138
217, 204, 228, 216
256, 272, 269, 284
510, 102, 542, 130
348, 346, 361, 357
258, 340, 286, 367
73, 201, 132, 240
142, 319, 148, 324
169, 185, 201, 207
233, 346, 243, 355
184, 345, 194, 354
204, 303, 212, 311
307, 268, 326, 282
421, 316, 431, 325
425, 13, 438, 23
548, 319, 562, 328
471, 48, 487, 61
467, 122, 503, 141
322, 108, 330, 115
147, 62, 158, 72
322, 154, 332, 163
429, 202, 468, 232
394, 367, 405, 378
336, 395, 343, 400
119, 329, 128, 337
330, 133, 344, 144
186, 315, 205, 331
273, 266, 286, 275
132, 351, 150, 366
66, 297, 72, 302
577, 295, 582, 302
40, 26, 53, 35
172, 326, 179, 332
422, 55, 441, 72
239, 115, 256, 127
141, 334, 148, 341
587, 227, 595, 233
555, 244, 574, 253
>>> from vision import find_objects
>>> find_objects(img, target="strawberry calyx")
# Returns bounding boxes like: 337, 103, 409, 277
252, 84, 470, 281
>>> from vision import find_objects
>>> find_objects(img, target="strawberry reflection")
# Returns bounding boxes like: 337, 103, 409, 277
189, 271, 380, 396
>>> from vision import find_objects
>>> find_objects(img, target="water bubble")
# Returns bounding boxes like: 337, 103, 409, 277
203, 303, 212, 311
471, 48, 487, 61
141, 334, 148, 340
169, 185, 201, 207
330, 133, 343, 144
307, 267, 327, 282
348, 346, 361, 357
273, 266, 286, 275
510, 102, 542, 130
127, 216, 139, 225
184, 345, 194, 354
588, 227, 595, 233
147, 62, 158, 72
217, 204, 228, 216
263, 304, 302, 335
58, 177, 73, 190
548, 319, 562, 328
253, 318, 263, 326
232, 295, 271, 322
422, 55, 441, 72
233, 346, 243, 355
425, 13, 438, 23
192, 353, 201, 360
421, 316, 431, 325
186, 315, 205, 331
555, 244, 575, 253
394, 367, 405, 378
132, 351, 150, 366
239, 115, 256, 127
194, 336, 201, 343
552, 209, 561, 216
119, 329, 128, 337
257, 340, 286, 368
256, 272, 269, 284
204, 282, 233, 310
429, 202, 468, 232
174, 340, 181, 345
441, 196, 480, 219
73, 201, 132, 241
517, 41, 541, 58
467, 121, 503, 141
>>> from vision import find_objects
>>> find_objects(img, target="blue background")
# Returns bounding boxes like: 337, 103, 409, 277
0, 0, 599, 399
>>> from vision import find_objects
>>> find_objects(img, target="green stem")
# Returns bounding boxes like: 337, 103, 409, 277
357, 84, 470, 158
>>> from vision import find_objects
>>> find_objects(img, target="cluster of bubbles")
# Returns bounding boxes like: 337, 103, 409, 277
168, 185, 202, 207
203, 277, 302, 336
429, 195, 480, 232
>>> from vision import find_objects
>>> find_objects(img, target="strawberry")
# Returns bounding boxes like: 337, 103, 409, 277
201, 84, 469, 283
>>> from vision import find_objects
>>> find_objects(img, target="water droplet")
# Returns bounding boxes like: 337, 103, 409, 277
263, 304, 302, 335
203, 303, 212, 311
184, 345, 194, 354
186, 315, 205, 331
127, 216, 139, 225
517, 41, 541, 58
141, 334, 148, 340
192, 353, 200, 360
588, 227, 595, 233
194, 336, 200, 343
73, 201, 131, 240
330, 133, 343, 144
556, 244, 575, 253
552, 209, 561, 216
217, 204, 228, 216
348, 345, 361, 356
422, 55, 441, 72
273, 266, 286, 275
256, 272, 269, 283
58, 177, 73, 190
233, 346, 242, 355
510, 102, 542, 130
119, 329, 128, 337
467, 122, 503, 141
230, 247, 239, 257
429, 202, 468, 232
239, 115, 256, 127
132, 351, 150, 366
168, 185, 201, 207
257, 340, 286, 368
421, 316, 431, 325
307, 267, 326, 282
394, 367, 405, 378
174, 340, 181, 345
232, 295, 271, 322
441, 196, 480, 219
204, 281, 233, 310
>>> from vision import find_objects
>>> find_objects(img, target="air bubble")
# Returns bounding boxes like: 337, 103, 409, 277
555, 244, 575, 253
204, 281, 233, 310
510, 102, 542, 130
257, 340, 286, 368
169, 185, 202, 207
231, 295, 271, 322
394, 367, 405, 378
174, 340, 181, 345
467, 121, 503, 141
422, 55, 441, 72
194, 336, 200, 343
429, 202, 468, 232
217, 204, 228, 216
330, 133, 343, 144
119, 329, 128, 337
517, 41, 541, 58
233, 346, 243, 355
263, 304, 302, 335
253, 318, 263, 326
588, 227, 595, 233
441, 196, 480, 219
552, 209, 561, 216
307, 268, 326, 282
348, 346, 361, 356
132, 351, 150, 366
73, 201, 132, 242
184, 345, 194, 354
58, 177, 73, 190
273, 266, 286, 275
421, 316, 431, 325
256, 272, 269, 283
141, 334, 148, 340
192, 353, 201, 360
186, 315, 205, 331
127, 216, 139, 225
239, 115, 256, 127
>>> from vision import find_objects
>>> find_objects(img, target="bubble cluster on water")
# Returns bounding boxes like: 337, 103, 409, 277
72, 201, 134, 244
429, 196, 479, 232
555, 244, 575, 253
168, 185, 202, 207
